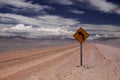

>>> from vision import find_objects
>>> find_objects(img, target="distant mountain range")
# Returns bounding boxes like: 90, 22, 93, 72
0, 36, 28, 39
0, 36, 76, 53
0, 36, 75, 41
92, 37, 120, 41
0, 36, 120, 50
0, 36, 37, 41
89, 37, 120, 48
0, 36, 120, 41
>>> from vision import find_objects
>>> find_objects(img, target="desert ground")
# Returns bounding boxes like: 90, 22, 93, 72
0, 42, 120, 80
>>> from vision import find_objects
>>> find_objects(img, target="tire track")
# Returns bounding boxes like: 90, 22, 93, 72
0, 45, 79, 78
0, 45, 77, 66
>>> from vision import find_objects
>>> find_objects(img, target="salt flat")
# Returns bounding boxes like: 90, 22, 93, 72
0, 43, 120, 80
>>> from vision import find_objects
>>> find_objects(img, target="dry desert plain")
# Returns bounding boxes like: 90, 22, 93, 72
0, 42, 120, 80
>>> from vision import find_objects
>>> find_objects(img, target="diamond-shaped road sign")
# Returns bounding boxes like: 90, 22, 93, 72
73, 27, 89, 44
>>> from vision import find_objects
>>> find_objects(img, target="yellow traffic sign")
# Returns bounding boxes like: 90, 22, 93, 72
73, 27, 89, 44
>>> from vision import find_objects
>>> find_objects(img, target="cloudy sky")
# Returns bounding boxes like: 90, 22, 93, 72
0, 0, 120, 39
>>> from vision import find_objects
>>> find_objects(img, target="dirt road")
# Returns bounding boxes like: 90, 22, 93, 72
0, 43, 120, 80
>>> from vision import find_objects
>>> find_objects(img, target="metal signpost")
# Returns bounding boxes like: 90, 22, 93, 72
73, 27, 89, 66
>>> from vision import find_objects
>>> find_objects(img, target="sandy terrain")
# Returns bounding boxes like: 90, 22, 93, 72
0, 43, 120, 80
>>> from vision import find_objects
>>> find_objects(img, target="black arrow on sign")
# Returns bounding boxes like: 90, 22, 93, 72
78, 32, 84, 40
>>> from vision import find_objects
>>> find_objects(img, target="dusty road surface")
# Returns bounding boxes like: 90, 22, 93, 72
0, 43, 120, 80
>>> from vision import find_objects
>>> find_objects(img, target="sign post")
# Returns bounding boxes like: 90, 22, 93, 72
80, 43, 82, 66
73, 27, 89, 66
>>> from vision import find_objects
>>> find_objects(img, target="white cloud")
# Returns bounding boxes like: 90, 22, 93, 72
0, 24, 31, 37
0, 23, 120, 39
0, 24, 73, 38
81, 24, 120, 31
0, 13, 120, 39
69, 10, 85, 14
0, 0, 51, 11
0, 13, 41, 26
10, 24, 33, 32
79, 0, 120, 15
0, 13, 79, 26
96, 34, 101, 38
116, 9, 120, 14
37, 15, 79, 26
0, 13, 80, 38
75, 24, 120, 38
88, 0, 117, 12
49, 0, 73, 5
